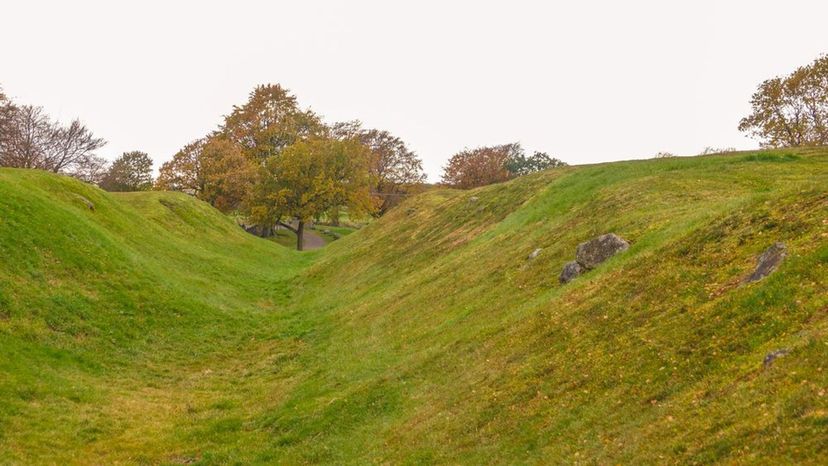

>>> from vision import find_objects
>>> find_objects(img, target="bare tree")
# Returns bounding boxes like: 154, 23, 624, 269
0, 104, 106, 173
0, 87, 15, 148
0, 105, 54, 169
69, 155, 110, 185
47, 119, 107, 173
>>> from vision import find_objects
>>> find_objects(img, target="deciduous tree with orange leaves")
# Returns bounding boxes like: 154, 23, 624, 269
220, 84, 324, 161
739, 55, 828, 147
155, 138, 205, 195
441, 143, 565, 189
199, 137, 255, 212
441, 143, 518, 189
331, 120, 426, 214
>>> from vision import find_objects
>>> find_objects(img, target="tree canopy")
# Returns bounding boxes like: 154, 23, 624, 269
199, 137, 255, 212
506, 150, 567, 176
0, 87, 15, 145
100, 151, 154, 192
158, 85, 427, 231
441, 144, 517, 189
442, 143, 565, 189
156, 139, 205, 195
249, 138, 377, 250
331, 121, 426, 213
220, 84, 324, 161
739, 55, 828, 147
159, 84, 330, 216
0, 103, 106, 175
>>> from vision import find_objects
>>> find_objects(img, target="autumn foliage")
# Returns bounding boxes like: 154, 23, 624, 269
441, 144, 516, 189
155, 139, 204, 195
154, 84, 425, 249
739, 55, 828, 147
441, 143, 566, 189
221, 84, 324, 161
331, 121, 426, 213
249, 138, 377, 249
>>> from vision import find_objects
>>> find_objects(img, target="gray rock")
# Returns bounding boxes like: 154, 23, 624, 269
76, 195, 95, 211
575, 233, 630, 270
763, 348, 789, 368
242, 223, 274, 238
559, 261, 582, 284
527, 248, 542, 260
745, 242, 787, 283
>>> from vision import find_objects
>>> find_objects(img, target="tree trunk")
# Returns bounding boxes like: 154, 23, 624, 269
277, 220, 298, 234
297, 220, 305, 251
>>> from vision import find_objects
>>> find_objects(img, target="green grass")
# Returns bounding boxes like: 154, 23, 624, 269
268, 228, 301, 248
1, 148, 827, 464
313, 225, 358, 242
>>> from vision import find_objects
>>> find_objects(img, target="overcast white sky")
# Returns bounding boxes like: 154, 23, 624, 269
2, 1, 827, 181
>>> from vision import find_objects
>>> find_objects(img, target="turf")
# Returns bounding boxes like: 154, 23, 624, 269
268, 228, 301, 248
0, 148, 826, 464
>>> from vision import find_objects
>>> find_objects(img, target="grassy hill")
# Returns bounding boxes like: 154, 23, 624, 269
0, 148, 826, 464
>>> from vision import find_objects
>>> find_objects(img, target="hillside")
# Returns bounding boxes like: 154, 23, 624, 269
1, 148, 827, 464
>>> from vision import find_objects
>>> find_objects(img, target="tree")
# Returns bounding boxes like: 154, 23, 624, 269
0, 105, 52, 170
442, 143, 566, 189
199, 137, 255, 212
441, 143, 519, 189
506, 150, 567, 176
70, 155, 110, 185
0, 87, 15, 147
48, 119, 108, 173
156, 139, 205, 195
0, 87, 10, 116
155, 137, 255, 213
331, 121, 426, 214
739, 55, 828, 147
100, 151, 154, 192
0, 104, 106, 173
249, 138, 377, 250
221, 84, 324, 162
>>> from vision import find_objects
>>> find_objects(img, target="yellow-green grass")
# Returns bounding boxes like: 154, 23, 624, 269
268, 228, 301, 248
0, 148, 826, 464
312, 225, 357, 243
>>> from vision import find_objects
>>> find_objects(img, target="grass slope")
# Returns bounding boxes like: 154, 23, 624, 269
1, 148, 827, 464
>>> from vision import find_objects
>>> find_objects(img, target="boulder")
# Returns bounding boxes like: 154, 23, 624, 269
559, 261, 582, 284
745, 242, 787, 283
527, 248, 542, 260
575, 233, 630, 270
